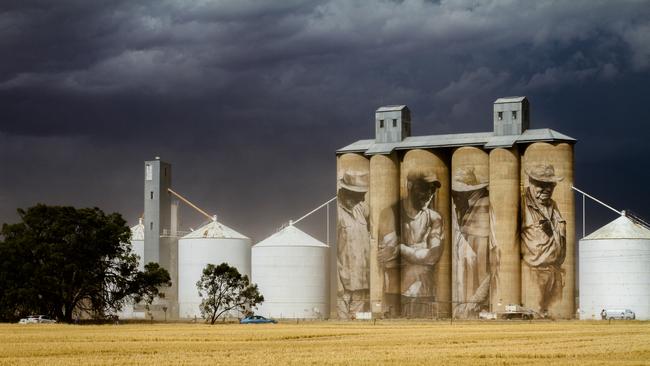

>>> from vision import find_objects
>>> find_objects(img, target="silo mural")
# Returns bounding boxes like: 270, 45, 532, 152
336, 97, 576, 319
370, 153, 401, 317
489, 147, 521, 313
399, 149, 451, 318
451, 147, 495, 319
521, 142, 575, 318
336, 153, 371, 319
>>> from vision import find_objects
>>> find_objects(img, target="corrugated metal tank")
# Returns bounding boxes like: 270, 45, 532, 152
178, 220, 251, 319
579, 215, 650, 320
252, 224, 329, 319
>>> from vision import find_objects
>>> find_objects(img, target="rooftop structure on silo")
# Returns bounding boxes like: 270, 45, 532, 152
338, 96, 574, 155
375, 105, 411, 143
493, 96, 530, 136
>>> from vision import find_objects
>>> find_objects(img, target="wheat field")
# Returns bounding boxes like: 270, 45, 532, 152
1, 320, 649, 365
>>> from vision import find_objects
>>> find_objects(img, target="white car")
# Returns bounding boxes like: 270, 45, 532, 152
601, 309, 635, 320
19, 315, 57, 324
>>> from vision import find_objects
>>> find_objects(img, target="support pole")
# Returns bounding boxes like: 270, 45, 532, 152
292, 196, 337, 226
167, 188, 215, 222
571, 186, 622, 216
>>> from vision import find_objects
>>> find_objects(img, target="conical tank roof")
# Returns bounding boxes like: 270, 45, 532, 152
582, 215, 650, 240
130, 218, 144, 241
181, 220, 249, 240
254, 224, 328, 248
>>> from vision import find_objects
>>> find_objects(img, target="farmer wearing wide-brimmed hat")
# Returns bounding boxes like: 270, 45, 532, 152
336, 170, 370, 319
522, 163, 566, 317
451, 167, 493, 319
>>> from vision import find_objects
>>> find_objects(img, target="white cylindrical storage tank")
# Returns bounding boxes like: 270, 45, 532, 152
131, 218, 145, 271
579, 214, 650, 320
117, 219, 146, 320
178, 220, 251, 319
252, 224, 329, 319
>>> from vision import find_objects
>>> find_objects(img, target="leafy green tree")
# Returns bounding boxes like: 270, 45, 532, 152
196, 263, 264, 324
0, 204, 171, 322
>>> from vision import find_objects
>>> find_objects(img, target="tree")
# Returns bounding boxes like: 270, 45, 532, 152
196, 263, 264, 324
0, 204, 171, 322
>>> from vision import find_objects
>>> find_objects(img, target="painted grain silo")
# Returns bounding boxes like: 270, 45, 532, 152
401, 148, 451, 318
451, 146, 490, 319
177, 218, 251, 319
488, 147, 521, 313
521, 142, 575, 319
369, 152, 400, 318
252, 224, 329, 319
336, 96, 577, 319
579, 213, 650, 320
335, 152, 370, 319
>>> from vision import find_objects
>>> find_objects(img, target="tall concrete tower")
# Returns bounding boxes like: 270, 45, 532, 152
144, 157, 172, 264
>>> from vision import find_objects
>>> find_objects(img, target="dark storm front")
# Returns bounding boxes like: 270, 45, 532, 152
335, 98, 576, 319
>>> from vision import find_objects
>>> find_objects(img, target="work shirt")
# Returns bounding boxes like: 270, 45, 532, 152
521, 187, 566, 268
401, 206, 443, 298
337, 201, 370, 292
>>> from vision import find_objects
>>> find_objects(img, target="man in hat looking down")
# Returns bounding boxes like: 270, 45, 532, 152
378, 170, 443, 318
337, 170, 370, 319
451, 167, 495, 319
522, 163, 566, 317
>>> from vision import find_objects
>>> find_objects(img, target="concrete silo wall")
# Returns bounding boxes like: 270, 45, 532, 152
489, 147, 521, 313
400, 149, 451, 318
336, 153, 371, 319
521, 142, 575, 319
369, 153, 401, 318
451, 147, 491, 319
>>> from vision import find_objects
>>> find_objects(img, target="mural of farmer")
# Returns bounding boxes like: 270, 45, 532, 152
336, 170, 370, 319
398, 170, 444, 318
451, 167, 496, 318
522, 163, 566, 317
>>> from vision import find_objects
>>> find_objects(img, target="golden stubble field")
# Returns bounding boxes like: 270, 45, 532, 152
0, 320, 649, 365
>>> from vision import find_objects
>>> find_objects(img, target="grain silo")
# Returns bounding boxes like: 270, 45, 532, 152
336, 96, 577, 319
579, 213, 650, 320
131, 218, 145, 271
177, 218, 251, 319
252, 224, 329, 319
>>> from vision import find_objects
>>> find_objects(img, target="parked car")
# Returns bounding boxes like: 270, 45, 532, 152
19, 315, 57, 324
239, 315, 277, 324
601, 309, 635, 320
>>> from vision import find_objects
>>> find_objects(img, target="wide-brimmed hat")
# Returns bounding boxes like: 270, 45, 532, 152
339, 171, 369, 193
452, 167, 488, 192
526, 163, 564, 183
406, 170, 441, 188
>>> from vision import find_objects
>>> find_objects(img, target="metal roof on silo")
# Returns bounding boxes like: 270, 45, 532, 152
582, 215, 650, 240
181, 220, 249, 240
254, 224, 327, 248
494, 96, 527, 103
130, 219, 144, 241
376, 105, 407, 112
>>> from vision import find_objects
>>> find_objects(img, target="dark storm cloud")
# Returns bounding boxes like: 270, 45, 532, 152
1, 0, 650, 240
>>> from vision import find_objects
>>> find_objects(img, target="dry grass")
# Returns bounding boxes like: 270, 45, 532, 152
0, 320, 649, 365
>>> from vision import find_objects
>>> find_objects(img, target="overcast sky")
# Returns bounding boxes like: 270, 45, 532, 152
1, 0, 649, 242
